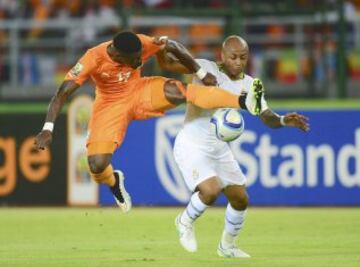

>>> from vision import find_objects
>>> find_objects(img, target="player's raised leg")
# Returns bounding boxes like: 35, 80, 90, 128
135, 77, 263, 118
218, 185, 250, 258
167, 79, 264, 115
87, 147, 132, 213
165, 80, 242, 110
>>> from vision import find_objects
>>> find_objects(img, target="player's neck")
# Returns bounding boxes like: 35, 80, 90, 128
218, 63, 244, 81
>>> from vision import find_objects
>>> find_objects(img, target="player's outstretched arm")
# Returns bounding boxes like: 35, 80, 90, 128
156, 48, 190, 74
34, 80, 80, 150
260, 109, 310, 132
154, 37, 217, 86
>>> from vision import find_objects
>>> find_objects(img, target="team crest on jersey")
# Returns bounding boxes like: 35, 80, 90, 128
70, 63, 83, 77
192, 169, 199, 180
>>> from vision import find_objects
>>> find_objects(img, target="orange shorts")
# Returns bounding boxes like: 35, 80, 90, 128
87, 76, 175, 155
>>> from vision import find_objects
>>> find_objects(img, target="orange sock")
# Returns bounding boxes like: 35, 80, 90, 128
90, 164, 116, 187
185, 84, 240, 109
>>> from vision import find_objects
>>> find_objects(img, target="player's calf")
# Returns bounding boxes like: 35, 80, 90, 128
163, 79, 245, 110
88, 155, 132, 213
88, 156, 115, 186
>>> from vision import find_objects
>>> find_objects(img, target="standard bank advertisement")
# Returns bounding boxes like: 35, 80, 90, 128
97, 110, 360, 206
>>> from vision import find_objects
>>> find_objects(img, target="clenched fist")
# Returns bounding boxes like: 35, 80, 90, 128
33, 130, 53, 150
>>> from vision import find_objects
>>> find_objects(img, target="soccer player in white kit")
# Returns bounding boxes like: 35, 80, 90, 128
171, 36, 310, 258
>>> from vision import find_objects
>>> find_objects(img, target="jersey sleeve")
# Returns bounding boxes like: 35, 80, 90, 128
195, 59, 218, 74
65, 50, 97, 86
138, 34, 162, 61
192, 59, 220, 84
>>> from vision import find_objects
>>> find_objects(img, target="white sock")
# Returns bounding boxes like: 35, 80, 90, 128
221, 204, 247, 248
180, 192, 209, 225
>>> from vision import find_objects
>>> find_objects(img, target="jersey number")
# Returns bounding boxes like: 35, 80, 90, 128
118, 72, 131, 82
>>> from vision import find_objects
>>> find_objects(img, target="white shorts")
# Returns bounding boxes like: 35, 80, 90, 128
173, 130, 246, 192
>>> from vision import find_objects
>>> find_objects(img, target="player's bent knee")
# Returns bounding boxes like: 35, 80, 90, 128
164, 80, 186, 105
231, 193, 249, 210
199, 187, 221, 205
241, 194, 249, 208
88, 154, 112, 174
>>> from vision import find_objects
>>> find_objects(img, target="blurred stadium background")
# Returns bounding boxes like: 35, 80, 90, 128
0, 1, 360, 267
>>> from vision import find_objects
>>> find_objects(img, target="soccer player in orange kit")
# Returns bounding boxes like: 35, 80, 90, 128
34, 31, 263, 212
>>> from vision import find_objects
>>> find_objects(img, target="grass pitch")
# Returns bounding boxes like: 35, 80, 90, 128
0, 207, 359, 267
1, 99, 360, 113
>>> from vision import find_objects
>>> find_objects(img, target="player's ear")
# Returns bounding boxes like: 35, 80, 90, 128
221, 50, 225, 62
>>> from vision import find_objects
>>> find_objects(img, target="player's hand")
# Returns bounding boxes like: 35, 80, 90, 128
153, 36, 168, 47
201, 72, 218, 86
283, 112, 310, 132
34, 130, 53, 150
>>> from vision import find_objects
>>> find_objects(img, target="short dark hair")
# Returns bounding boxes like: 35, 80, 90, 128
113, 31, 142, 54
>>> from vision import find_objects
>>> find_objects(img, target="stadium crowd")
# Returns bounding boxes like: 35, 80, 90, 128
1, 0, 360, 97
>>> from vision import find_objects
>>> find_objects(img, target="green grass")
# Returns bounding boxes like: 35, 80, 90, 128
0, 103, 68, 113
0, 207, 359, 267
269, 99, 360, 109
0, 99, 359, 113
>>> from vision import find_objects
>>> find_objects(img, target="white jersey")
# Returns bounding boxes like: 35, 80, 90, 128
181, 58, 268, 145
175, 59, 269, 190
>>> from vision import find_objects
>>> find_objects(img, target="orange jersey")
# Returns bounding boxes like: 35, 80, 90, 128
65, 34, 162, 100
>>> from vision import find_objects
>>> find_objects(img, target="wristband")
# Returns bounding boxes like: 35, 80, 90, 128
43, 122, 54, 132
195, 68, 207, 80
280, 116, 286, 126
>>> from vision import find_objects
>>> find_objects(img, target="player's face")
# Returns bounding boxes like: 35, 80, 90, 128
119, 52, 143, 69
222, 45, 249, 79
109, 44, 143, 69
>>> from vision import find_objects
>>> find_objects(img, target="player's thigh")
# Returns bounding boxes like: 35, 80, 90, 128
133, 77, 185, 119
173, 131, 217, 192
88, 98, 133, 147
215, 147, 247, 187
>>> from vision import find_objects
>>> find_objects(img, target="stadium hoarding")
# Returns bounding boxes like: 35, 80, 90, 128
101, 109, 360, 206
0, 114, 67, 205
67, 95, 98, 206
